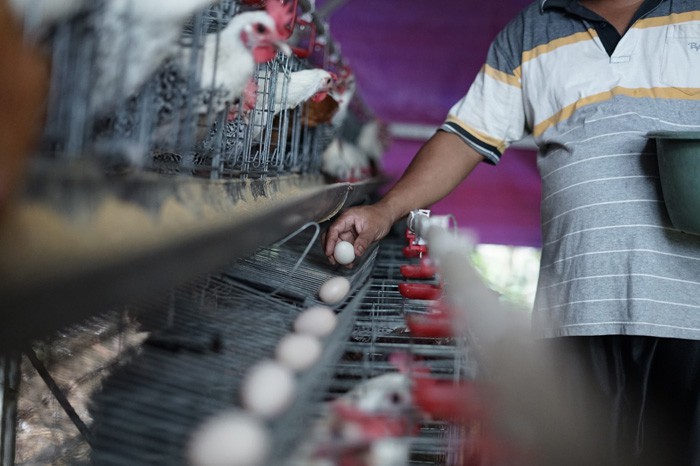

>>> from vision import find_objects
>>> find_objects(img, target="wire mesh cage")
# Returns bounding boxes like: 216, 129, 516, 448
85, 224, 380, 466
19, 0, 337, 181
281, 234, 482, 466
7, 218, 485, 466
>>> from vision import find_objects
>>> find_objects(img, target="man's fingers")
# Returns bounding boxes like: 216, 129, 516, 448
324, 214, 358, 256
338, 231, 357, 242
353, 230, 374, 257
323, 206, 383, 263
323, 229, 340, 257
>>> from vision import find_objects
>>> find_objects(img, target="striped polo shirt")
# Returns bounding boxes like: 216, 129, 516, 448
441, 0, 700, 339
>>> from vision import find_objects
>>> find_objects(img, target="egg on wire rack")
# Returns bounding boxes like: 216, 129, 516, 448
318, 276, 350, 304
294, 305, 337, 337
333, 240, 355, 265
275, 333, 322, 372
186, 409, 270, 466
240, 360, 296, 419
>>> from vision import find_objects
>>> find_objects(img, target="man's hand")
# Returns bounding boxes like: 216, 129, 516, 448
323, 204, 395, 265
323, 131, 484, 265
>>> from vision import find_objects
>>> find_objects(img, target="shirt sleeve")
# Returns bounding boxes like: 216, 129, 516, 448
440, 25, 528, 165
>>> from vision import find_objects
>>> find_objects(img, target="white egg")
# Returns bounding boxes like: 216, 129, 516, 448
370, 438, 410, 466
333, 240, 356, 265
240, 360, 296, 419
186, 409, 270, 466
318, 276, 350, 304
294, 305, 337, 337
275, 333, 322, 371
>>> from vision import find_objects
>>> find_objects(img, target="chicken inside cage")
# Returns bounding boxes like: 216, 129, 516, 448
2, 0, 374, 181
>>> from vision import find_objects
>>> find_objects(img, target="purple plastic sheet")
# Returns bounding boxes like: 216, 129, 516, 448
380, 139, 541, 247
320, 0, 541, 246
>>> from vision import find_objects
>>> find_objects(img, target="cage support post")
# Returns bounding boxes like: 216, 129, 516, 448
0, 352, 20, 466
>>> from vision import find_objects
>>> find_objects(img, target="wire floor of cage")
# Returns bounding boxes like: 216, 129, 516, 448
77, 227, 481, 466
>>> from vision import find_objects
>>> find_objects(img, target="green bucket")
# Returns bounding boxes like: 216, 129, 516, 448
649, 131, 700, 235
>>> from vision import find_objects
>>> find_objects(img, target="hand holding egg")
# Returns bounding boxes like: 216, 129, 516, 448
333, 240, 356, 265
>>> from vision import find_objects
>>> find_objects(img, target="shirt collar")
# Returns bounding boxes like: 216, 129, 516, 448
540, 0, 666, 15
540, 0, 574, 13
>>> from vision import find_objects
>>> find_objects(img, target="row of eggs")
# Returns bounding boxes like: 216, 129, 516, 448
187, 272, 353, 466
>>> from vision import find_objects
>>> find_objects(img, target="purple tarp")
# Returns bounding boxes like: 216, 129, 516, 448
320, 0, 541, 247
380, 140, 541, 247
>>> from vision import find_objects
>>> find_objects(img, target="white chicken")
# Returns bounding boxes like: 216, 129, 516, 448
90, 0, 216, 116
321, 137, 371, 182
330, 71, 356, 129
191, 67, 332, 169
266, 68, 334, 113
189, 2, 293, 117
246, 67, 334, 139
356, 120, 383, 163
356, 118, 389, 173
340, 373, 412, 415
205, 67, 334, 160
96, 2, 294, 165
288, 372, 415, 466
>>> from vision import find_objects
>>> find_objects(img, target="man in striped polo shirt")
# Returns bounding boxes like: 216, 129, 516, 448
325, 0, 700, 463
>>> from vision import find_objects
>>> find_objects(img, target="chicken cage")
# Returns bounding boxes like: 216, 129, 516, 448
5, 224, 486, 466
32, 0, 338, 180
0, 1, 487, 465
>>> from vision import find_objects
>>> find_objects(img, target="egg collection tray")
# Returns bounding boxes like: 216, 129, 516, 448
87, 226, 376, 465
302, 239, 478, 465
86, 230, 477, 465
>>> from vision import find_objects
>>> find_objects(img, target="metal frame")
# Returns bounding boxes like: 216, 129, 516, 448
0, 353, 20, 466
0, 178, 382, 351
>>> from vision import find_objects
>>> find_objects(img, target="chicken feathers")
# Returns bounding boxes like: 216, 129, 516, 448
90, 0, 215, 116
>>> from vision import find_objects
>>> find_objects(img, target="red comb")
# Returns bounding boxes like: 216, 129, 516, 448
266, 0, 295, 38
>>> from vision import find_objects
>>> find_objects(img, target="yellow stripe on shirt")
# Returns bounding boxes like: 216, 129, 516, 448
634, 10, 700, 29
482, 64, 521, 88
533, 86, 700, 136
522, 29, 598, 66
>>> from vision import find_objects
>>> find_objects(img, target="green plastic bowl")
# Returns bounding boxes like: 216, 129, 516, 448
649, 131, 700, 235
